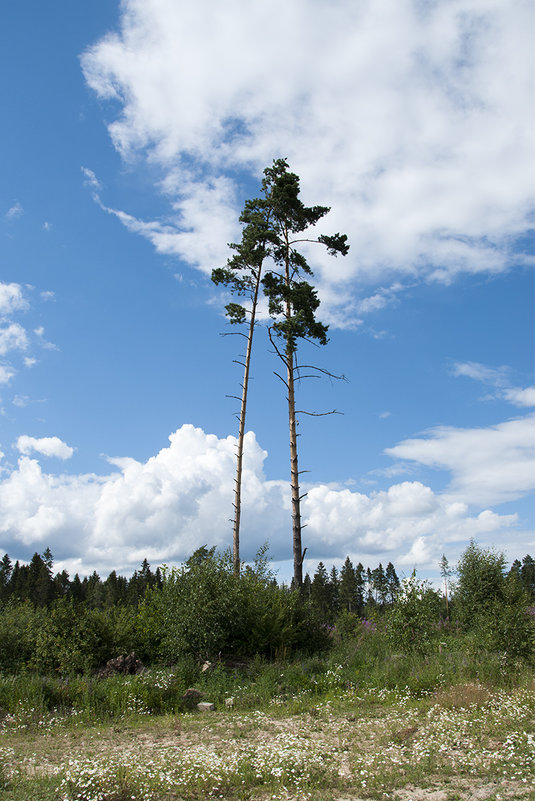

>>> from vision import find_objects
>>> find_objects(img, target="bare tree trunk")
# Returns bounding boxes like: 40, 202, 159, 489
232, 270, 262, 577
283, 237, 304, 588
287, 345, 304, 588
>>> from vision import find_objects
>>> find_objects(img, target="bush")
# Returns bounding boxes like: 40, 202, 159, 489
453, 541, 535, 662
156, 547, 329, 661
454, 540, 506, 627
0, 600, 43, 672
30, 599, 116, 674
384, 574, 442, 655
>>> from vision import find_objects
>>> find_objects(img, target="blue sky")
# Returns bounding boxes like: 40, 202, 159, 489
1, 0, 533, 583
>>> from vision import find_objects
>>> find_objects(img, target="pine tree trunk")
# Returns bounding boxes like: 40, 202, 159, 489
287, 346, 303, 587
283, 234, 303, 588
232, 270, 262, 577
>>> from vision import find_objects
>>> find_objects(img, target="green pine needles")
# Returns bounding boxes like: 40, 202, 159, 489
212, 159, 349, 585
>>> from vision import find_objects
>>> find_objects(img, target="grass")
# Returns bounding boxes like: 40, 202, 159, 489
1, 634, 534, 800
1, 674, 534, 800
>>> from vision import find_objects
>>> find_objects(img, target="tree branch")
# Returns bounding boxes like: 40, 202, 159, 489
295, 409, 343, 416
298, 364, 348, 381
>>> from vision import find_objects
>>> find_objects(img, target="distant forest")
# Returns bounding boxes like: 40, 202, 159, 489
1, 547, 535, 615
1, 544, 534, 676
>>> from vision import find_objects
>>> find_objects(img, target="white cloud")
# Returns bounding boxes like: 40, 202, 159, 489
302, 479, 517, 566
452, 361, 510, 387
16, 436, 74, 460
34, 326, 58, 351
0, 323, 28, 355
0, 365, 15, 384
385, 413, 535, 506
452, 361, 535, 408
0, 423, 527, 577
5, 202, 23, 220
81, 0, 535, 322
81, 166, 102, 192
98, 175, 239, 274
504, 387, 535, 408
0, 283, 28, 317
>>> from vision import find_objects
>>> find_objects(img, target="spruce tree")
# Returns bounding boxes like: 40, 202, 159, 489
385, 561, 400, 604
339, 556, 357, 612
520, 555, 535, 600
0, 554, 12, 601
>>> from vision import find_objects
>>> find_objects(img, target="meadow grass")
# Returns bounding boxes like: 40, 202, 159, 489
1, 647, 534, 801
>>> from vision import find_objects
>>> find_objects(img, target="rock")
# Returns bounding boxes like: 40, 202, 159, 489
97, 652, 144, 678
181, 688, 203, 710
197, 702, 215, 712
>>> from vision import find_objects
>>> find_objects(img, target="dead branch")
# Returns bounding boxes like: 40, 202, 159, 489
295, 409, 343, 416
273, 370, 289, 389
298, 364, 348, 381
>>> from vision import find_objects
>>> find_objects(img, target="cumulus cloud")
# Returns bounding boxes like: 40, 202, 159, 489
81, 0, 535, 322
0, 426, 276, 571
0, 364, 15, 384
504, 387, 535, 408
16, 436, 74, 460
0, 282, 28, 317
385, 413, 535, 506
0, 423, 525, 577
0, 323, 28, 356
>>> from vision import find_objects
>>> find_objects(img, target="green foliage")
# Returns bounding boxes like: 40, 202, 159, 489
0, 600, 45, 672
0, 601, 40, 672
454, 540, 535, 661
466, 574, 535, 660
30, 599, 116, 674
333, 609, 363, 641
156, 547, 327, 661
385, 574, 442, 655
454, 539, 506, 626
157, 549, 240, 660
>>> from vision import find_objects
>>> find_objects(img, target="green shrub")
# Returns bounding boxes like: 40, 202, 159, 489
30, 599, 116, 674
155, 547, 329, 661
384, 574, 442, 655
0, 600, 43, 672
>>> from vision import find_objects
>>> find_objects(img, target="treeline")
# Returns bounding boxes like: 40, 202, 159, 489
1, 542, 534, 676
0, 547, 403, 617
2, 547, 534, 617
0, 548, 162, 608
303, 558, 401, 621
